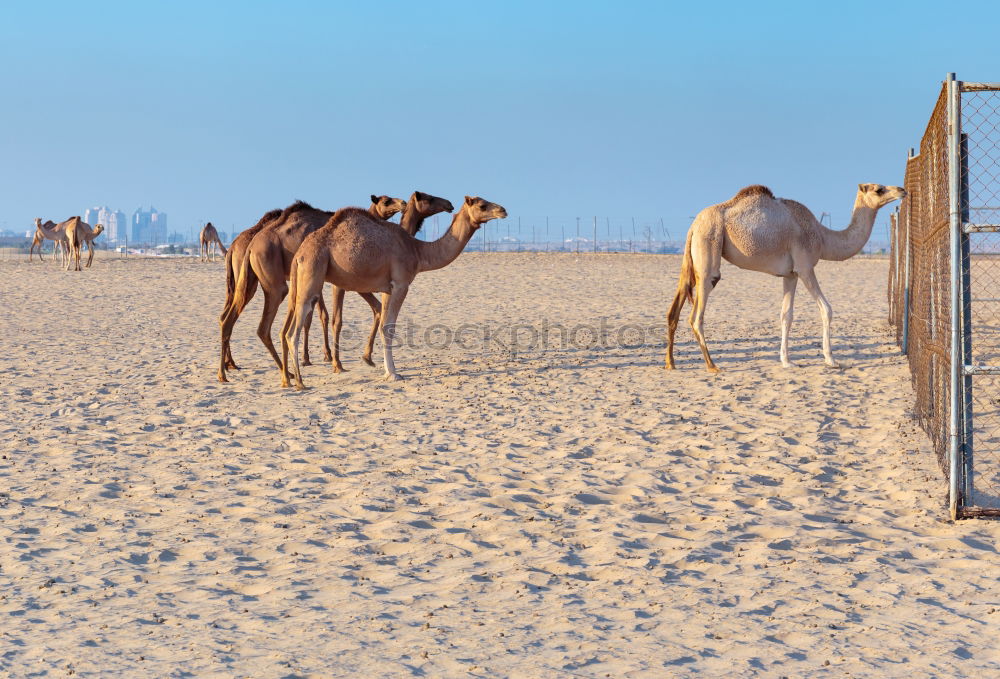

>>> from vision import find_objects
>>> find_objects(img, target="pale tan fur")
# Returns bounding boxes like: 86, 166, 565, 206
329, 192, 453, 373
29, 218, 63, 263
77, 222, 105, 267
199, 223, 228, 262
33, 217, 91, 271
64, 217, 85, 272
666, 183, 905, 372
280, 196, 506, 389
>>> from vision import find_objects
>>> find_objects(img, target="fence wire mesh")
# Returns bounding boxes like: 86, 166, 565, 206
889, 84, 952, 477
890, 78, 1000, 516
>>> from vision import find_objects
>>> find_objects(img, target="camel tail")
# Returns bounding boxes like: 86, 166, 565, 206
225, 248, 236, 296
668, 229, 696, 321
231, 246, 258, 314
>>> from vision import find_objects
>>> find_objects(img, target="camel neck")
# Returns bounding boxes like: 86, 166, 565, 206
819, 195, 876, 261
416, 209, 476, 272
399, 200, 430, 237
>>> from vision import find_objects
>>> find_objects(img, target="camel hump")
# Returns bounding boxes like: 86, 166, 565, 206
328, 206, 386, 230
281, 200, 315, 218
731, 185, 775, 202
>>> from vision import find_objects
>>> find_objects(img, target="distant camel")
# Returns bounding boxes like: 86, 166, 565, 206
34, 217, 86, 271
666, 183, 905, 372
29, 218, 64, 263
329, 192, 453, 372
64, 217, 85, 271
78, 222, 105, 267
218, 195, 409, 383
200, 223, 227, 262
281, 195, 507, 389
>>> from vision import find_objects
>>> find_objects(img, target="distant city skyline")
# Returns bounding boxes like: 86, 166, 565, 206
2, 2, 997, 251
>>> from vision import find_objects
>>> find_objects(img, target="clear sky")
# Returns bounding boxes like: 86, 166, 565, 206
1, 0, 997, 242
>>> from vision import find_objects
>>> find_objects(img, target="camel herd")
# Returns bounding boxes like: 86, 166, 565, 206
27, 181, 905, 384
29, 217, 104, 271
216, 191, 503, 389
214, 182, 903, 387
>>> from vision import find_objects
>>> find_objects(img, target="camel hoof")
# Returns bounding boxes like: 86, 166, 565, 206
707, 366, 722, 374
362, 356, 376, 367
384, 373, 403, 382
218, 373, 229, 383
333, 364, 346, 374
825, 361, 842, 370
302, 359, 313, 367
781, 361, 797, 369
664, 363, 675, 371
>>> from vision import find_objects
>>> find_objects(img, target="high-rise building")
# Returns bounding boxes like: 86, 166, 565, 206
132, 206, 168, 244
83, 205, 128, 242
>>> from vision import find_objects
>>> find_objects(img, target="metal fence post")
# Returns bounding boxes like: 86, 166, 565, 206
947, 72, 963, 519
902, 150, 914, 354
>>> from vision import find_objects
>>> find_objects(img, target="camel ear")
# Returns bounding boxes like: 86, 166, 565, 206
414, 191, 427, 201
858, 183, 871, 192
371, 195, 378, 204
465, 196, 474, 206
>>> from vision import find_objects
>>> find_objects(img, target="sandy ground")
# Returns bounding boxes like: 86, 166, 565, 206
2, 253, 1000, 678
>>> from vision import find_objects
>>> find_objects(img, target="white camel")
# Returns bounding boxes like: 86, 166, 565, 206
666, 183, 906, 372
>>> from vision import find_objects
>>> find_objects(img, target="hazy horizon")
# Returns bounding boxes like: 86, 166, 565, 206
2, 1, 997, 245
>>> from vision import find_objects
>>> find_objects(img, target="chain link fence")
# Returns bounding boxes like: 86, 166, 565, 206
890, 75, 1000, 518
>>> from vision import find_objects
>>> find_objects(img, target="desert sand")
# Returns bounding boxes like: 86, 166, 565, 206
2, 253, 999, 678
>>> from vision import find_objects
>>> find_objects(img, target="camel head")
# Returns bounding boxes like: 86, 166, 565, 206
93, 223, 105, 236
857, 183, 906, 209
34, 217, 42, 228
463, 196, 507, 227
410, 191, 454, 218
370, 194, 407, 220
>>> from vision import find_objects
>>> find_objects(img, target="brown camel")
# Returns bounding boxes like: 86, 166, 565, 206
29, 218, 63, 263
329, 191, 454, 373
218, 195, 408, 383
281, 195, 507, 389
666, 183, 905, 372
219, 208, 283, 373
200, 223, 228, 262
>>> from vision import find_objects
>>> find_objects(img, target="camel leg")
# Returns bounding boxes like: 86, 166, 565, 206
331, 287, 347, 373
360, 292, 382, 367
689, 277, 720, 373
283, 283, 322, 391
688, 235, 722, 373
317, 295, 332, 363
665, 289, 686, 370
257, 284, 288, 370
380, 284, 410, 381
86, 241, 95, 268
798, 267, 837, 367
302, 303, 316, 366
218, 274, 259, 379
779, 274, 798, 368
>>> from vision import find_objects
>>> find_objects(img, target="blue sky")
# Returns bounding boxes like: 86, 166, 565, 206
1, 0, 997, 241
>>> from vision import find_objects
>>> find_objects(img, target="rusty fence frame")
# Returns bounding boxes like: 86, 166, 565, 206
890, 74, 1000, 519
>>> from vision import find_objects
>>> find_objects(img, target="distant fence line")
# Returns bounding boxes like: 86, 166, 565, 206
1, 213, 894, 260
